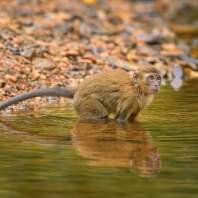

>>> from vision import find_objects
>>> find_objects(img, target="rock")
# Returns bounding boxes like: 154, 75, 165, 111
179, 56, 198, 66
101, 56, 139, 71
82, 54, 98, 63
160, 49, 184, 56
172, 64, 183, 79
78, 58, 94, 64
161, 43, 177, 51
4, 74, 18, 83
20, 48, 35, 60
0, 79, 6, 87
20, 67, 31, 75
64, 50, 80, 56
33, 58, 56, 70
0, 88, 5, 95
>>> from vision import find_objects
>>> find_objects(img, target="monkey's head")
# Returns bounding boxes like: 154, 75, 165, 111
132, 66, 162, 95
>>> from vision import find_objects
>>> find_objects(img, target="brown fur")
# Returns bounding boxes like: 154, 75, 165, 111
73, 66, 161, 121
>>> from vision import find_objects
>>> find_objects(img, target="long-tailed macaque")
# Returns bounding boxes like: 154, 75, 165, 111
0, 66, 161, 122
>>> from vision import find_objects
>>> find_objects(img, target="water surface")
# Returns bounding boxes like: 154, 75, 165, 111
0, 78, 198, 198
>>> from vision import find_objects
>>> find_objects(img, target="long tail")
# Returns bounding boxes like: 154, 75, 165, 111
0, 86, 76, 110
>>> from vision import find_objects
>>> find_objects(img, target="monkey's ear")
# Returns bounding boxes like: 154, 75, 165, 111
132, 72, 139, 83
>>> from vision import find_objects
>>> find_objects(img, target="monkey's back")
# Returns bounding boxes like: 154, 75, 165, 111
73, 69, 135, 113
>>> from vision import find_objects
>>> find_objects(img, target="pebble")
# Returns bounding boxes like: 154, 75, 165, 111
33, 58, 56, 70
4, 74, 18, 83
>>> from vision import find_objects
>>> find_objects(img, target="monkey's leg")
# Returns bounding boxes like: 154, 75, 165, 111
73, 96, 108, 120
128, 112, 139, 122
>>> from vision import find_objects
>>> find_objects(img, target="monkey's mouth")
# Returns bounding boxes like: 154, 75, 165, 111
151, 89, 158, 93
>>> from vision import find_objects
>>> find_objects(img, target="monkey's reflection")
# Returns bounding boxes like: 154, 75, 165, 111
0, 117, 160, 177
72, 120, 161, 177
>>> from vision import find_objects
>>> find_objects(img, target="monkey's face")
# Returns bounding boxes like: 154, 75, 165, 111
132, 67, 162, 95
145, 73, 161, 94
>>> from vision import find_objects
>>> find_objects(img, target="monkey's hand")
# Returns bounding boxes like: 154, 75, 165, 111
114, 109, 129, 123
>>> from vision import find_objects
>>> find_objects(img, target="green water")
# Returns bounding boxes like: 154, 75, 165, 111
0, 78, 198, 198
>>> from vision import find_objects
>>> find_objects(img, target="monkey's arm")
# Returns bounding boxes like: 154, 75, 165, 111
114, 109, 128, 122
0, 86, 76, 110
114, 99, 138, 122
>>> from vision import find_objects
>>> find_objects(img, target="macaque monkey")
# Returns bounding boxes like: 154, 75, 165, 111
0, 66, 161, 122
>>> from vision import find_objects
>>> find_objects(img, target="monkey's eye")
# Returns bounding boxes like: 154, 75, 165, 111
157, 76, 161, 81
148, 76, 154, 80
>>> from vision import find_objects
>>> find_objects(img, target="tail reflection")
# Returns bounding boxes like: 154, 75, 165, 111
72, 120, 161, 177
